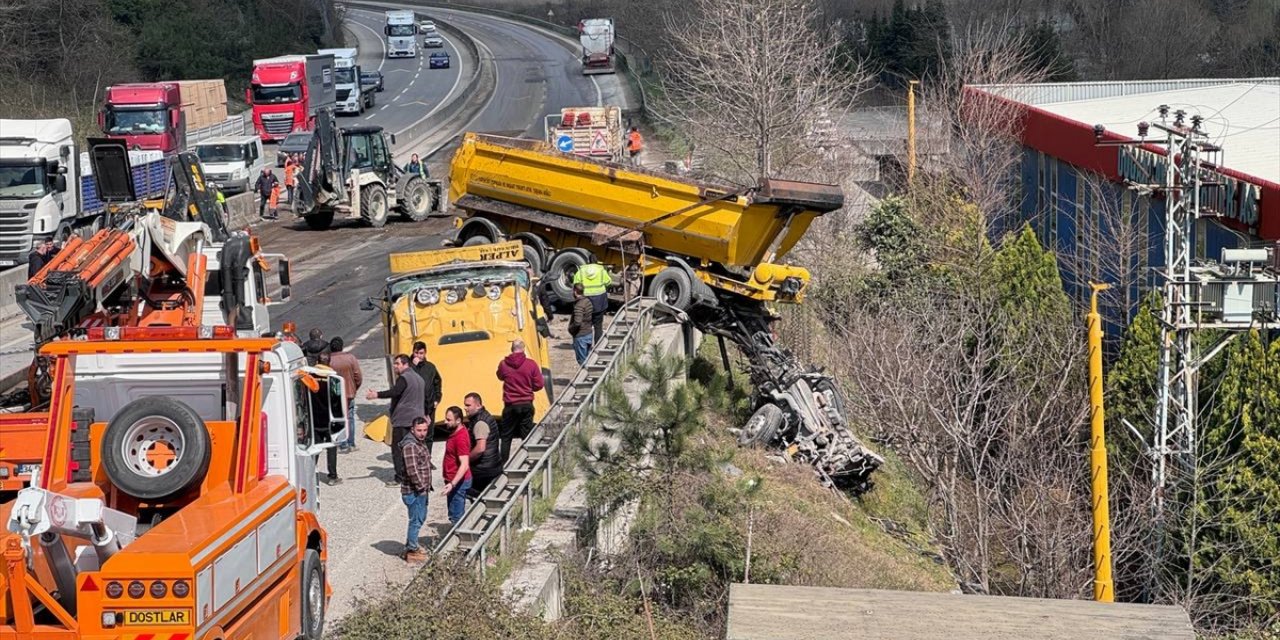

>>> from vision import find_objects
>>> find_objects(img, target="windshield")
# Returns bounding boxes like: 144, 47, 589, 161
196, 144, 246, 164
389, 266, 529, 299
0, 162, 47, 199
387, 24, 414, 36
104, 107, 168, 134
252, 84, 301, 104
335, 67, 356, 84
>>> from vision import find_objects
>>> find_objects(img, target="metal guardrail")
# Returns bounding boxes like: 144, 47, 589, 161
434, 297, 682, 572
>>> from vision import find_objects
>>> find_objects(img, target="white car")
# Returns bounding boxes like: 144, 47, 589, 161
423, 31, 444, 48
419, 19, 435, 31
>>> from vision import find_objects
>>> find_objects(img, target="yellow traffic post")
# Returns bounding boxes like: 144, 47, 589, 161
907, 80, 918, 185
1087, 282, 1114, 602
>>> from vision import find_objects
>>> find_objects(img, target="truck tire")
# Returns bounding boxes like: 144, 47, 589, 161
462, 235, 491, 247
398, 177, 433, 222
512, 233, 549, 274
739, 403, 783, 447
305, 211, 335, 230
71, 407, 95, 483
547, 248, 591, 304
101, 396, 211, 502
301, 548, 326, 640
649, 267, 693, 311
361, 184, 389, 228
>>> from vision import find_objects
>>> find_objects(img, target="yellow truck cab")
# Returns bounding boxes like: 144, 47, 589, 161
363, 241, 554, 423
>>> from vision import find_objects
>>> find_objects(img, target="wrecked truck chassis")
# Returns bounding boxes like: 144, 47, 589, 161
694, 303, 883, 495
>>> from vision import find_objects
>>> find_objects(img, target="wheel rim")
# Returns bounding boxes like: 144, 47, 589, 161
372, 194, 387, 221
659, 279, 681, 305
308, 566, 324, 630
121, 416, 185, 477
408, 184, 429, 214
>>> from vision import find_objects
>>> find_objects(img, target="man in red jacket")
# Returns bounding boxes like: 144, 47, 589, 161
495, 339, 545, 463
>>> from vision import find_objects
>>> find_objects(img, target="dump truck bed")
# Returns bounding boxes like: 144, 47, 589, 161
448, 133, 842, 269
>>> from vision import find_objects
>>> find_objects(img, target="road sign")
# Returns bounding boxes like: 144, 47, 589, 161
590, 130, 609, 153
556, 135, 574, 153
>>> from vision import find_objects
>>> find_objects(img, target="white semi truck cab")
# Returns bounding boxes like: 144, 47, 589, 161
0, 119, 78, 266
319, 48, 366, 116
384, 10, 418, 58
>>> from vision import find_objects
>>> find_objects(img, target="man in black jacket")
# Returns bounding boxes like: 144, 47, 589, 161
27, 238, 55, 278
366, 354, 426, 487
252, 167, 279, 220
410, 340, 443, 432
302, 328, 328, 365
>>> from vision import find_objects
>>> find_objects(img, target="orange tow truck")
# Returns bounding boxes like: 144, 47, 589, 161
1, 326, 340, 639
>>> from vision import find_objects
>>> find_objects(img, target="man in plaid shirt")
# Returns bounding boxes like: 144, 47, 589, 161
401, 417, 433, 562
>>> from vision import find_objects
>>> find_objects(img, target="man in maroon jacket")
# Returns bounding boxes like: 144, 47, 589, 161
495, 339, 545, 463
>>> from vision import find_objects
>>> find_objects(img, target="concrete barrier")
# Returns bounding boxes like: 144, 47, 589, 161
0, 265, 25, 323
225, 192, 260, 230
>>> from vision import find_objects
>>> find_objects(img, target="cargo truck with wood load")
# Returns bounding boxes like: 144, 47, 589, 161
98, 80, 244, 155
447, 133, 882, 491
0, 328, 345, 639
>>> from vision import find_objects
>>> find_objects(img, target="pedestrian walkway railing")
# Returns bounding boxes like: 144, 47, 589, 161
433, 296, 684, 573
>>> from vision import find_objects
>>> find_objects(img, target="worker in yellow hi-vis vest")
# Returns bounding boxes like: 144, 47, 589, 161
573, 258, 612, 344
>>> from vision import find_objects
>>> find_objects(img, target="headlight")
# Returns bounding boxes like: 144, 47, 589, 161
415, 288, 439, 305
486, 285, 502, 300
444, 288, 461, 304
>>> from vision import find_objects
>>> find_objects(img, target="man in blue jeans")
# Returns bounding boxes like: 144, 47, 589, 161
440, 406, 473, 525
400, 417, 433, 562
568, 284, 595, 365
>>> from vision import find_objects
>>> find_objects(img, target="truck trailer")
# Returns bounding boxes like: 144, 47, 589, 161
577, 18, 616, 75
447, 132, 882, 492
0, 119, 167, 266
98, 80, 242, 154
248, 54, 338, 142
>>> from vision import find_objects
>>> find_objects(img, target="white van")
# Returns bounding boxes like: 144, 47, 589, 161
193, 135, 266, 195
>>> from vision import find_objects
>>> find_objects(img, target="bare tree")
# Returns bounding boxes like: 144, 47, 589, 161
657, 0, 872, 182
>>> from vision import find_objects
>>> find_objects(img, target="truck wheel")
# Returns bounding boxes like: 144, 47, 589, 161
362, 184, 389, 228
101, 396, 211, 502
739, 403, 783, 447
649, 267, 693, 310
305, 211, 335, 230
462, 235, 491, 247
512, 233, 549, 274
547, 248, 591, 304
398, 177, 433, 222
301, 548, 326, 640
54, 222, 74, 244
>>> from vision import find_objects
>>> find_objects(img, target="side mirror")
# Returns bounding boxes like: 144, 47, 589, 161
53, 174, 68, 193
389, 133, 396, 145
96, 110, 105, 130
359, 297, 375, 311
245, 88, 253, 104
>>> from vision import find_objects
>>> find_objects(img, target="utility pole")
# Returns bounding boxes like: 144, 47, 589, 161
1087, 282, 1114, 603
906, 80, 918, 185
1095, 105, 1277, 578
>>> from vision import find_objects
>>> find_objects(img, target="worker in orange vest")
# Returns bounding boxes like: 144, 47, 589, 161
626, 127, 644, 166
284, 155, 299, 205
267, 182, 281, 220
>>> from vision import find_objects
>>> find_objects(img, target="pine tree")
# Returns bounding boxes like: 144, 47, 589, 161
991, 224, 1072, 341
1106, 292, 1162, 463
1195, 332, 1280, 628
1023, 20, 1078, 82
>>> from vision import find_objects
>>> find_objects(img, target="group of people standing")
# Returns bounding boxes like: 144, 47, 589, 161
252, 154, 303, 220
370, 338, 544, 562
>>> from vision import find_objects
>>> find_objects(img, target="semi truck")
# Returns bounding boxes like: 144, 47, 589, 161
384, 9, 418, 58
98, 80, 243, 154
248, 54, 338, 142
0, 329, 341, 640
577, 18, 616, 75
318, 48, 372, 116
447, 133, 882, 492
0, 119, 168, 267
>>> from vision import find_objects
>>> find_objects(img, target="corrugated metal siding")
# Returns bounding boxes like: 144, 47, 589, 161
972, 77, 1280, 105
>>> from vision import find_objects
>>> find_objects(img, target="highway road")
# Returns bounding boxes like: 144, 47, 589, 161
0, 5, 630, 622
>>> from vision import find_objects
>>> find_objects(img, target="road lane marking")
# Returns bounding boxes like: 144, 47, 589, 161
346, 14, 388, 72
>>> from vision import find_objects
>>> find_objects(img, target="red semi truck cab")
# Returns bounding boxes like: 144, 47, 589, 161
98, 83, 185, 153
249, 54, 337, 142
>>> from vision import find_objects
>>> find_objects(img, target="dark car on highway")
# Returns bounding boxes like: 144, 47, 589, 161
276, 132, 312, 166
429, 51, 450, 69
360, 70, 384, 93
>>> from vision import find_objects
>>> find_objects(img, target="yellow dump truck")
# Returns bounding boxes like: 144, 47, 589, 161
361, 241, 554, 426
446, 133, 881, 492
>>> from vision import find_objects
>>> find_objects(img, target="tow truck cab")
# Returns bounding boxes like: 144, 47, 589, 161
0, 328, 343, 639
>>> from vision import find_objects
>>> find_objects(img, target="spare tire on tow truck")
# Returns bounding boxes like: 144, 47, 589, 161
101, 396, 211, 502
